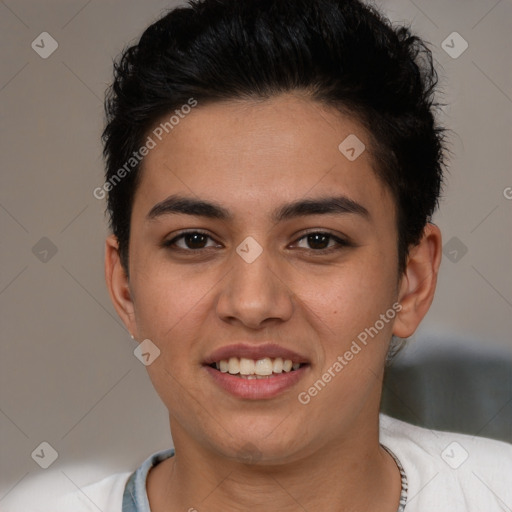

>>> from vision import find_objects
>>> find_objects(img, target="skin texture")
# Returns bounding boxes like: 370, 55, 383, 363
105, 93, 442, 512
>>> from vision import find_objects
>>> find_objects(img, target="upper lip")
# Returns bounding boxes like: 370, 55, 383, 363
203, 343, 310, 365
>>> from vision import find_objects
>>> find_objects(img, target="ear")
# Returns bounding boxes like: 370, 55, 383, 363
393, 223, 442, 338
104, 234, 138, 338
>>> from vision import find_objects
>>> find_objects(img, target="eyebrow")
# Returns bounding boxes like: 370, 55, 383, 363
146, 194, 370, 223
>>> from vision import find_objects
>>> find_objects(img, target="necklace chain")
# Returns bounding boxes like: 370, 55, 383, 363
381, 444, 408, 512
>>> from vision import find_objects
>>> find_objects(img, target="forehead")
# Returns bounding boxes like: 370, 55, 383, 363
133, 93, 393, 223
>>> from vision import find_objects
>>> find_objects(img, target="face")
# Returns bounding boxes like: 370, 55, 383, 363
110, 93, 409, 463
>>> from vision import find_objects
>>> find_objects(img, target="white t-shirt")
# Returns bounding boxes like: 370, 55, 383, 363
12, 414, 512, 511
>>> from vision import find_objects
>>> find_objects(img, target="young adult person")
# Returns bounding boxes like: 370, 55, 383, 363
38, 0, 512, 510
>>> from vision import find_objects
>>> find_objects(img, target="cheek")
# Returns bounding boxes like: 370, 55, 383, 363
310, 256, 396, 321
130, 269, 213, 403
130, 265, 214, 345
300, 253, 398, 367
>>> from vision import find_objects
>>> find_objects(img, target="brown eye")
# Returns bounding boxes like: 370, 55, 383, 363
294, 232, 350, 252
164, 231, 218, 250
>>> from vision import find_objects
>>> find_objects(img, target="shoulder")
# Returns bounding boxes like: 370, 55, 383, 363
379, 413, 512, 511
30, 471, 131, 512
5, 448, 175, 512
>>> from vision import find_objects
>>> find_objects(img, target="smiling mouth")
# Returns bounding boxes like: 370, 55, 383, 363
207, 357, 308, 379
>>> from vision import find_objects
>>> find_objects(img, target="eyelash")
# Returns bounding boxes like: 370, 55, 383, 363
162, 229, 352, 255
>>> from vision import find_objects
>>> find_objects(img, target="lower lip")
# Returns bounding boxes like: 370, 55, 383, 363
204, 365, 309, 399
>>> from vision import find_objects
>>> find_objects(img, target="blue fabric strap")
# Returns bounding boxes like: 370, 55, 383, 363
122, 470, 139, 512
122, 448, 176, 512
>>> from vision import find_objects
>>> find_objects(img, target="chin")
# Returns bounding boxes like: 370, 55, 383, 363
209, 425, 308, 466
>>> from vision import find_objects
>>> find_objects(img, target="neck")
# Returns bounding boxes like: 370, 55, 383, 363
147, 413, 402, 512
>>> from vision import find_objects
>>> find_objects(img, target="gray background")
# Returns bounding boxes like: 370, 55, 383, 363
1, 0, 511, 508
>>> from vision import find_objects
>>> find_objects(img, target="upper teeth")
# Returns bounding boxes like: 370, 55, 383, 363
216, 357, 301, 375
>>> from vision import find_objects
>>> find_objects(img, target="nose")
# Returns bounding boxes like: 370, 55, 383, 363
215, 243, 294, 330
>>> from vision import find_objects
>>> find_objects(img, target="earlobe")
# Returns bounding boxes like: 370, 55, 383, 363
393, 223, 442, 338
104, 234, 137, 337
